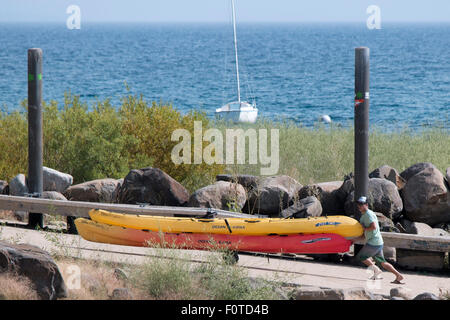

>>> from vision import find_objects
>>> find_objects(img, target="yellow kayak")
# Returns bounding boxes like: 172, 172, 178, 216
74, 217, 353, 254
89, 209, 363, 238
75, 218, 144, 247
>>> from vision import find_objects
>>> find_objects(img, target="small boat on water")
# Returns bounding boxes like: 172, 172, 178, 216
215, 0, 258, 123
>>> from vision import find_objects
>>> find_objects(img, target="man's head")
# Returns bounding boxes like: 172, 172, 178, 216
356, 196, 369, 213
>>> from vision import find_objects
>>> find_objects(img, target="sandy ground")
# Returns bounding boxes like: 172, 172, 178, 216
0, 223, 448, 299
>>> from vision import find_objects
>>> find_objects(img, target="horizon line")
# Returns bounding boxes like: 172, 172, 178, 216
1, 20, 450, 24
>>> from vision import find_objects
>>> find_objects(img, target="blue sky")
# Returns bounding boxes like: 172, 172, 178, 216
1, 0, 449, 23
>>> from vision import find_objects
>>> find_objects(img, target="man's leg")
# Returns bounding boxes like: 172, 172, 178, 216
360, 258, 382, 279
356, 245, 382, 278
361, 257, 374, 267
380, 261, 404, 283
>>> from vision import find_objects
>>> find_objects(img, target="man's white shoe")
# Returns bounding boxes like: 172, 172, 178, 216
369, 265, 383, 280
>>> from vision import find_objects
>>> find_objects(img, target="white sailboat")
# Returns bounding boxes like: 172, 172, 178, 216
215, 0, 258, 123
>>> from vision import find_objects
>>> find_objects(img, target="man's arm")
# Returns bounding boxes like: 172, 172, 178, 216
364, 222, 377, 232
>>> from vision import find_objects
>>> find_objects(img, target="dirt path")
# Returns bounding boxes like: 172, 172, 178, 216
1, 224, 448, 298
238, 254, 449, 298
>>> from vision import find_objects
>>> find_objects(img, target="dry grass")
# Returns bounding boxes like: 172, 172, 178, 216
439, 288, 450, 300
0, 273, 40, 300
216, 121, 450, 185
56, 258, 149, 300
52, 249, 285, 301
0, 257, 150, 300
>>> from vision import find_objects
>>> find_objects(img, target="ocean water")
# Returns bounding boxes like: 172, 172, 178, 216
0, 22, 449, 129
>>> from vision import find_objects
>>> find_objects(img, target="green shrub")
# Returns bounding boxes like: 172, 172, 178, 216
0, 92, 448, 191
130, 246, 283, 300
119, 93, 224, 192
215, 119, 450, 184
0, 106, 27, 181
0, 92, 225, 191
195, 258, 281, 300
43, 93, 129, 184
132, 249, 197, 299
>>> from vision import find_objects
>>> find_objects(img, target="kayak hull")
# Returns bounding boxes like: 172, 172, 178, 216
75, 218, 352, 254
89, 209, 363, 238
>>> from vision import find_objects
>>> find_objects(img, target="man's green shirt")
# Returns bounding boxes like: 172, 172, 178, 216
359, 209, 384, 246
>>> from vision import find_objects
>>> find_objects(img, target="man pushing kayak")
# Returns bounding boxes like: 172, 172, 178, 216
355, 196, 405, 284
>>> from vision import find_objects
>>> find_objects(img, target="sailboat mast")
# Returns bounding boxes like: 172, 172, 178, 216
231, 0, 241, 104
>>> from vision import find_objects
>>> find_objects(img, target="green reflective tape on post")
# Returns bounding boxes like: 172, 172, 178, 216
28, 73, 42, 81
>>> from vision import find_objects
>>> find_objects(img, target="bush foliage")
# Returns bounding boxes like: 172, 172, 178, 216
0, 92, 448, 192
0, 92, 223, 192
216, 120, 450, 185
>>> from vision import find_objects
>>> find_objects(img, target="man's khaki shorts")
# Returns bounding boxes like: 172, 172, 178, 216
356, 243, 386, 265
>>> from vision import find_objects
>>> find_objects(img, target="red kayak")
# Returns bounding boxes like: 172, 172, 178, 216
75, 218, 352, 254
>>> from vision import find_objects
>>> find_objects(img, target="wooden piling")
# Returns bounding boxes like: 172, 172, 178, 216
354, 47, 370, 213
27, 48, 44, 229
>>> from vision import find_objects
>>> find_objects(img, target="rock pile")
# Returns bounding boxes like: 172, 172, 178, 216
2, 162, 449, 271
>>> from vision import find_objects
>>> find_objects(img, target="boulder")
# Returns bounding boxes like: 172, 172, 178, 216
280, 196, 322, 218
9, 173, 28, 196
400, 162, 438, 181
216, 174, 259, 191
64, 178, 121, 203
295, 287, 343, 300
413, 292, 440, 300
111, 288, 133, 300
344, 178, 403, 220
0, 241, 67, 300
395, 222, 407, 233
336, 175, 354, 203
316, 181, 344, 193
369, 165, 406, 189
295, 286, 376, 300
398, 219, 434, 236
116, 167, 189, 206
390, 287, 413, 300
0, 180, 8, 194
42, 191, 68, 201
216, 174, 259, 214
8, 174, 29, 221
113, 268, 129, 281
112, 178, 124, 202
247, 175, 302, 216
188, 181, 246, 211
375, 212, 399, 233
40, 192, 68, 227
402, 167, 450, 225
43, 167, 73, 193
298, 181, 344, 215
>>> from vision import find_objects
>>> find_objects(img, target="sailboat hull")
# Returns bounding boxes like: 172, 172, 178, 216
216, 109, 258, 123
216, 101, 258, 123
